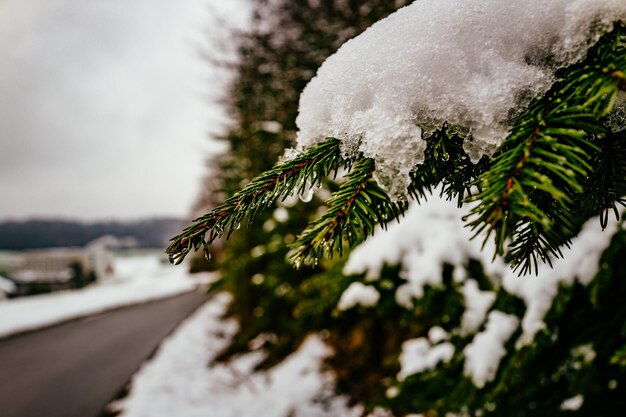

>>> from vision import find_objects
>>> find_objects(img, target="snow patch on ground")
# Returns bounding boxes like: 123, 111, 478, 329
294, 0, 626, 194
111, 293, 359, 417
0, 253, 211, 338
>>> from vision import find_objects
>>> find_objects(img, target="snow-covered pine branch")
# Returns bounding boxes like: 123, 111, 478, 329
168, 0, 626, 273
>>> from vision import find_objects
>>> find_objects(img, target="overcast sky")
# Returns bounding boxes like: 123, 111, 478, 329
0, 0, 249, 221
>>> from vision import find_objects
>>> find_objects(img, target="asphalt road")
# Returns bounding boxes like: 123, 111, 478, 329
0, 289, 209, 417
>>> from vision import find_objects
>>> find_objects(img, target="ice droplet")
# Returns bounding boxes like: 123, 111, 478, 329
299, 188, 314, 203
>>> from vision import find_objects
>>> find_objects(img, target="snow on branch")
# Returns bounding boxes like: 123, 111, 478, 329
294, 0, 626, 189
168, 0, 626, 272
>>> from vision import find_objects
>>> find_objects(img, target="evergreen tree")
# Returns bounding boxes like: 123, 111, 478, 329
173, 2, 626, 416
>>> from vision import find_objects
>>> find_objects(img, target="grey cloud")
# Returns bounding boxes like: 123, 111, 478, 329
0, 0, 247, 220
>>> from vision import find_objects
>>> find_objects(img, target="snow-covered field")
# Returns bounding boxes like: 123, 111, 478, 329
0, 252, 214, 338
109, 292, 359, 417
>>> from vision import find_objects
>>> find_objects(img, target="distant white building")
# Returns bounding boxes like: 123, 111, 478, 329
6, 239, 118, 296
0, 274, 16, 299
85, 235, 131, 280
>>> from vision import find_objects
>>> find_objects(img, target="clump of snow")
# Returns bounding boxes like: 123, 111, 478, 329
428, 326, 448, 344
112, 294, 360, 417
294, 0, 626, 195
452, 266, 467, 283
560, 394, 584, 411
460, 280, 496, 335
255, 120, 283, 134
337, 282, 381, 310
463, 311, 519, 388
398, 337, 455, 381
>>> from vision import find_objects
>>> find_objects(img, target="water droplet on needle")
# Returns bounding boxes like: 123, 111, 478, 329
299, 188, 314, 203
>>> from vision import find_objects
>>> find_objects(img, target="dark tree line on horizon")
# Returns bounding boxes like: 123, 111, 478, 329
0, 218, 184, 250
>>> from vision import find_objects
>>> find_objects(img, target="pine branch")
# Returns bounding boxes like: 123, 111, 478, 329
288, 158, 407, 267
466, 27, 626, 274
168, 25, 625, 275
580, 129, 626, 228
288, 129, 487, 267
165, 138, 345, 264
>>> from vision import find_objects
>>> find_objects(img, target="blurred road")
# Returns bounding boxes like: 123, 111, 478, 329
0, 289, 209, 417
